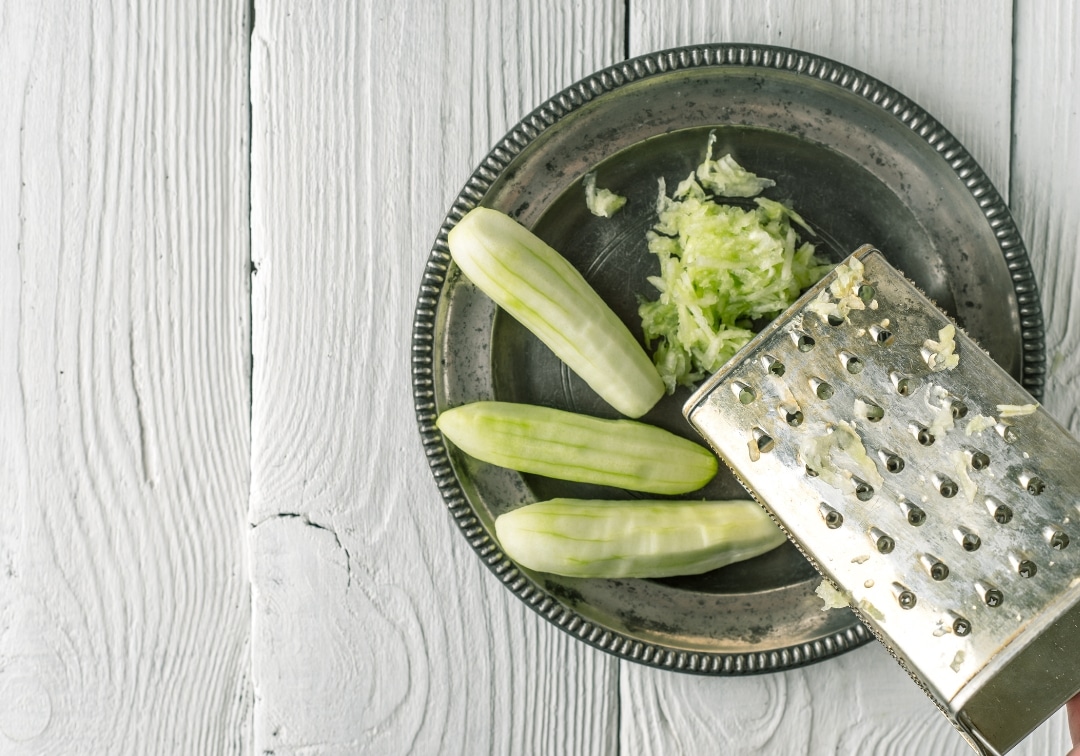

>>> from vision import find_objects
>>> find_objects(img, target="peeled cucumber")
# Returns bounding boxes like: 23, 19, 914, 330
447, 207, 665, 418
437, 401, 717, 494
495, 498, 786, 578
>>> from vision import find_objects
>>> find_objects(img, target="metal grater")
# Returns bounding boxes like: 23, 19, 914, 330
685, 245, 1080, 756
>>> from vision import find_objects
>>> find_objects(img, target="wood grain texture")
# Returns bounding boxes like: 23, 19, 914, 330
248, 1, 622, 753
621, 644, 979, 756
623, 2, 1070, 754
1007, 1, 1080, 745
0, 1, 253, 754
629, 0, 1014, 195
1013, 0, 1080, 429
7, 1, 1070, 754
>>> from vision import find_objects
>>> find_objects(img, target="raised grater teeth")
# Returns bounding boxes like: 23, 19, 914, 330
685, 245, 1080, 756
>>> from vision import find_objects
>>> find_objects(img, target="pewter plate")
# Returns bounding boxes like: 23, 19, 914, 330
411, 44, 1045, 674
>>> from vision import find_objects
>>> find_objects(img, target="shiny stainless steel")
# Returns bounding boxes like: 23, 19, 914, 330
685, 247, 1080, 754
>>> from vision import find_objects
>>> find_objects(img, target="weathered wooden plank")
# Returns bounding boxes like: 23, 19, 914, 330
0, 1, 253, 753
622, 2, 1071, 754
248, 1, 623, 753
1009, 4, 1080, 749
629, 0, 1013, 194
1013, 0, 1080, 428
622, 644, 979, 755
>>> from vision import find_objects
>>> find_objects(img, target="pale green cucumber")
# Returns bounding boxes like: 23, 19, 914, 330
437, 401, 717, 494
495, 498, 786, 578
447, 207, 665, 418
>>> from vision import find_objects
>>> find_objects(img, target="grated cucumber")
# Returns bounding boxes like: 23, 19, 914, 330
638, 141, 831, 391
583, 172, 627, 217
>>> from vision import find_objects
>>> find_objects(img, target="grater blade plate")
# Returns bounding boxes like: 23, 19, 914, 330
685, 246, 1080, 755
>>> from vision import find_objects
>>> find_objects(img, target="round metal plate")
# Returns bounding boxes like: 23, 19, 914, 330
411, 44, 1045, 675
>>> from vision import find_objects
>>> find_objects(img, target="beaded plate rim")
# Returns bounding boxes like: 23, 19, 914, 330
410, 43, 1044, 675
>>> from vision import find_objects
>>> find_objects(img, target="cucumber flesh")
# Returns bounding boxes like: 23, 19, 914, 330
437, 401, 717, 495
448, 207, 665, 418
495, 498, 786, 579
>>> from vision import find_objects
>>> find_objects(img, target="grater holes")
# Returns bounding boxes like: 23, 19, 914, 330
857, 284, 876, 303
778, 403, 804, 427
910, 423, 935, 446
856, 398, 884, 423
869, 324, 894, 345
890, 371, 913, 396
976, 581, 1004, 608
751, 428, 774, 454
934, 475, 958, 499
1043, 525, 1070, 550
760, 354, 785, 376
839, 351, 864, 374
870, 527, 894, 554
985, 496, 1013, 525
967, 449, 990, 471
953, 527, 981, 552
949, 614, 972, 637
810, 377, 834, 400
1010, 553, 1038, 578
792, 331, 816, 352
897, 498, 926, 526
996, 423, 1019, 444
919, 346, 943, 370
819, 503, 843, 529
1019, 471, 1045, 496
826, 313, 845, 327
732, 381, 757, 405
950, 400, 969, 419
920, 554, 950, 581
877, 449, 905, 473
853, 478, 875, 501
892, 583, 917, 610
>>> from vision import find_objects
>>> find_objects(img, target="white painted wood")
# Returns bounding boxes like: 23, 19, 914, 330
248, 1, 623, 753
1008, 5, 1080, 749
5, 2, 1077, 754
623, 2, 1071, 754
629, 0, 1014, 194
1013, 0, 1080, 428
0, 1, 253, 754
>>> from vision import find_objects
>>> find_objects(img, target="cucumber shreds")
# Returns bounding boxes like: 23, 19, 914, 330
638, 140, 832, 392
583, 171, 627, 218
694, 131, 777, 197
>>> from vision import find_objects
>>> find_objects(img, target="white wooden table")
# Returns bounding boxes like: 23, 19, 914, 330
3, 1, 1079, 753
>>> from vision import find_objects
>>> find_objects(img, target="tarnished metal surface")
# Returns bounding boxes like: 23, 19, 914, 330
686, 248, 1080, 752
413, 44, 1044, 674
